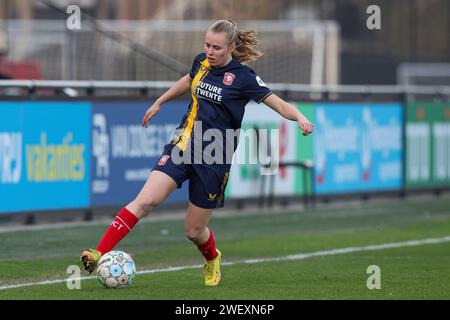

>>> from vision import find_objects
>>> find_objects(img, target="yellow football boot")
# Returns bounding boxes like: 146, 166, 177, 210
80, 248, 102, 273
204, 249, 222, 286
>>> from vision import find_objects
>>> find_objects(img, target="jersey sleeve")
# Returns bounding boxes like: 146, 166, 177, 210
189, 53, 206, 79
242, 70, 272, 104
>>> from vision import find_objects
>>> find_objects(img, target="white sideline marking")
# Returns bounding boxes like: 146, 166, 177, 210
1, 236, 450, 291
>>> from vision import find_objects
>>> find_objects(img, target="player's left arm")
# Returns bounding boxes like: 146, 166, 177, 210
262, 93, 313, 136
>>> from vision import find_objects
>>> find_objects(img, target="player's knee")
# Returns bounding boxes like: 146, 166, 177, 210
136, 196, 161, 214
185, 226, 204, 242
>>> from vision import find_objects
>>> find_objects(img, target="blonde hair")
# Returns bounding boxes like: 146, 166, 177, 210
208, 20, 263, 64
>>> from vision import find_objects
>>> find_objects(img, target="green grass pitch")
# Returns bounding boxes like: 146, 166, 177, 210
0, 194, 450, 300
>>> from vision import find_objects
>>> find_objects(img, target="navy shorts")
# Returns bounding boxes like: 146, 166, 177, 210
151, 144, 229, 209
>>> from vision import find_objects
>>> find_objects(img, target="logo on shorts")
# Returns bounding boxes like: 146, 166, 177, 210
158, 155, 170, 166
223, 72, 235, 86
208, 193, 217, 201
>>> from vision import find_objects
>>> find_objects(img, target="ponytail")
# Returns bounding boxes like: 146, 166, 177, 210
233, 29, 263, 64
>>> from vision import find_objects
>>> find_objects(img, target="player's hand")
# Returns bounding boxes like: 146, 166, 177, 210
142, 103, 161, 128
298, 115, 313, 136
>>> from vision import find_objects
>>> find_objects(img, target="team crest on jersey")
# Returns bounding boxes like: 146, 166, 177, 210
158, 155, 170, 166
223, 72, 235, 85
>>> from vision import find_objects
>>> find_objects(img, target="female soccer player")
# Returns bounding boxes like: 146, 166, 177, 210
81, 20, 313, 287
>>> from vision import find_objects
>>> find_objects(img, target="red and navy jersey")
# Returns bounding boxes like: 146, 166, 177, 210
170, 53, 272, 172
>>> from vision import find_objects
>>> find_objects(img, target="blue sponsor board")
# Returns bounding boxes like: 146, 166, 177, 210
0, 102, 91, 213
313, 103, 402, 194
91, 101, 189, 206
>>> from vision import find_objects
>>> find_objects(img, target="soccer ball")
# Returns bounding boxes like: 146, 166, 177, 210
96, 250, 136, 289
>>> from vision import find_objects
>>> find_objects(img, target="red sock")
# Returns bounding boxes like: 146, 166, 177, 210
96, 208, 139, 255
197, 229, 218, 261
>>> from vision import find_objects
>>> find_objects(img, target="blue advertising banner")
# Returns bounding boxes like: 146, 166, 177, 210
91, 101, 189, 206
313, 103, 402, 194
0, 102, 91, 213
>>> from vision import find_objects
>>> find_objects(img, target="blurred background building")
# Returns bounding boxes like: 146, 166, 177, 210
0, 0, 448, 85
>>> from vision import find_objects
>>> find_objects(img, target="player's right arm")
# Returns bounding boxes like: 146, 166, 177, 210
142, 74, 192, 128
